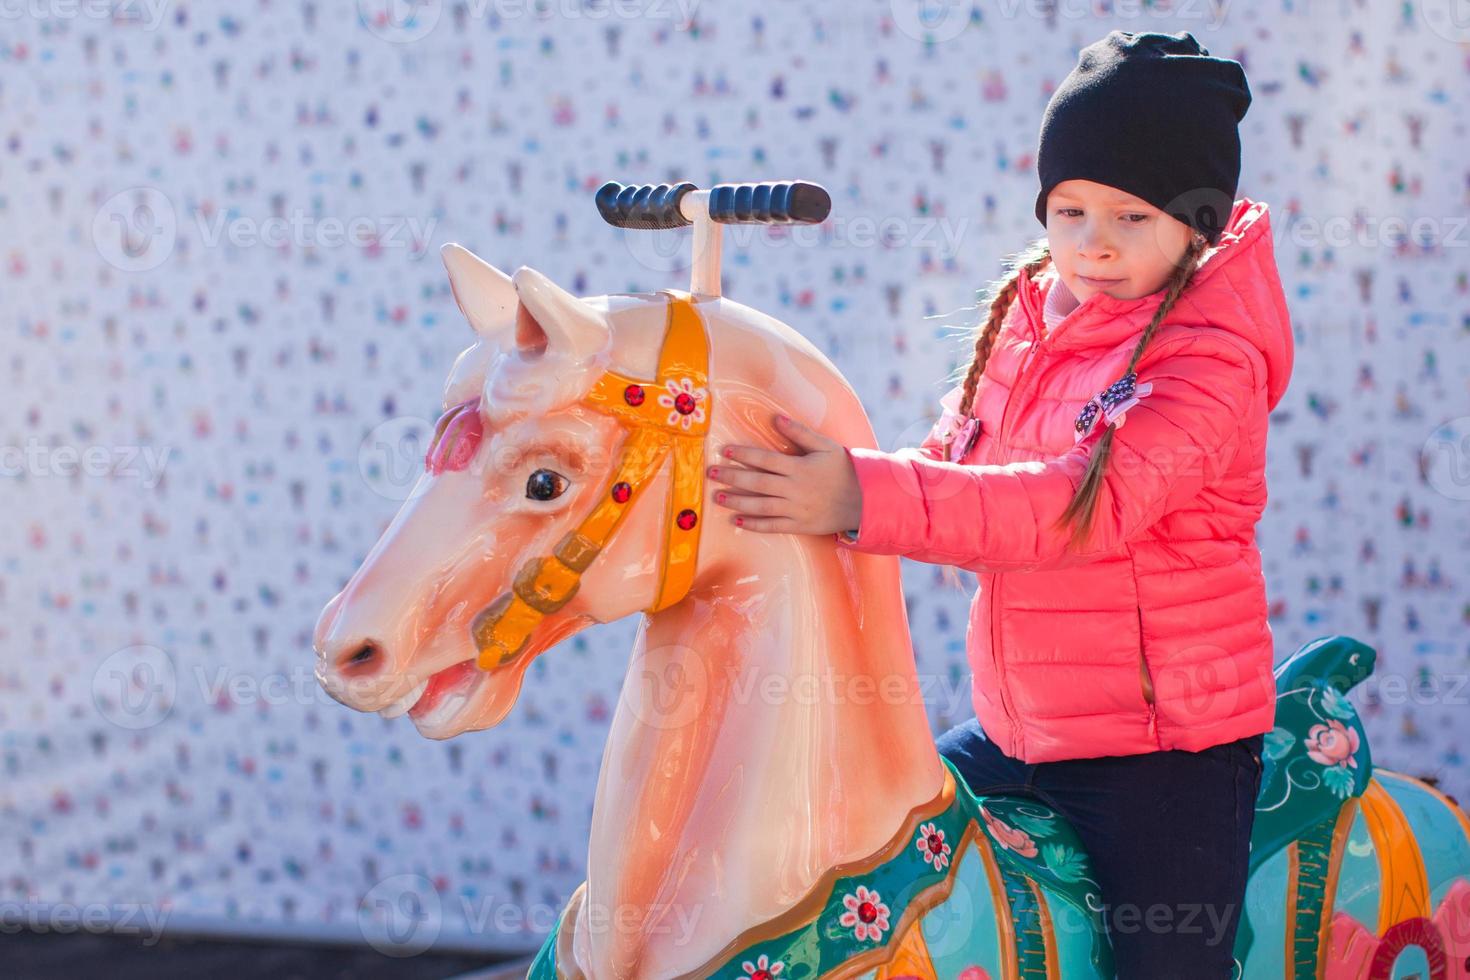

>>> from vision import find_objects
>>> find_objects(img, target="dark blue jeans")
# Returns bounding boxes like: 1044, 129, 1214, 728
936, 718, 1264, 980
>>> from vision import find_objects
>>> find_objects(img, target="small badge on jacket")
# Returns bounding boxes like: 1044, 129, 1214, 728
946, 416, 982, 462
933, 386, 982, 462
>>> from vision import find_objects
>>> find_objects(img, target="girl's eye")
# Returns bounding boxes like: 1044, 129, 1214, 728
1055, 207, 1149, 223
526, 468, 569, 502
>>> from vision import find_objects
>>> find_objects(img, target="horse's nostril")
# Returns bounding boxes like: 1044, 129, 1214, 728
342, 641, 378, 669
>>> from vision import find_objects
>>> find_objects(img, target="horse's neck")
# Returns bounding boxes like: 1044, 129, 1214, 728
575, 545, 945, 978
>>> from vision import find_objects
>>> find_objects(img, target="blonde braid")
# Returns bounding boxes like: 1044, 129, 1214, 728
936, 238, 1051, 588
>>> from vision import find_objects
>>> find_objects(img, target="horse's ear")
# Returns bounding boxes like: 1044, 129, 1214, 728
510, 265, 611, 364
441, 243, 518, 342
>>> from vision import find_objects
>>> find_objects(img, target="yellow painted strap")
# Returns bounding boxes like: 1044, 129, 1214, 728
578, 427, 672, 545
656, 424, 705, 610
473, 593, 542, 669
474, 290, 712, 668
875, 916, 938, 979
1280, 796, 1359, 980
580, 291, 712, 440
1025, 876, 1060, 979
581, 290, 710, 614
1317, 797, 1360, 977
1360, 776, 1432, 930
474, 426, 670, 669
977, 831, 1022, 980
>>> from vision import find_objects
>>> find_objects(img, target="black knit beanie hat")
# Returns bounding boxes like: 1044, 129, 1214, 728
1034, 30, 1252, 246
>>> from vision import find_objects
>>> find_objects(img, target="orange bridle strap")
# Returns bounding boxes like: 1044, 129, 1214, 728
472, 289, 711, 670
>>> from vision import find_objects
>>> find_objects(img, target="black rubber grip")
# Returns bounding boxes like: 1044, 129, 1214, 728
595, 181, 697, 229
707, 181, 830, 225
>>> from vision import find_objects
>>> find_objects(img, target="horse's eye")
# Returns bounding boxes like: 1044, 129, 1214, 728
526, 469, 568, 501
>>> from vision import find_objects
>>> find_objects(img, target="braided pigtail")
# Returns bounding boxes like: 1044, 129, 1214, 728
1050, 232, 1211, 554
937, 238, 1051, 588
946, 238, 1054, 430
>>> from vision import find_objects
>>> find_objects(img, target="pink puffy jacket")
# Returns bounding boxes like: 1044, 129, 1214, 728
836, 198, 1294, 764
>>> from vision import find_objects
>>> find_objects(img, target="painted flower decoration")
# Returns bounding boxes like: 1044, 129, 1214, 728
1325, 880, 1470, 979
1073, 372, 1153, 443
657, 376, 707, 431
838, 884, 890, 943
1305, 719, 1360, 768
915, 821, 952, 870
980, 805, 1038, 858
739, 953, 784, 979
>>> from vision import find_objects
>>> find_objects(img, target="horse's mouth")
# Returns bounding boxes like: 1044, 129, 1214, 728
398, 658, 483, 726
379, 612, 588, 735
373, 655, 482, 725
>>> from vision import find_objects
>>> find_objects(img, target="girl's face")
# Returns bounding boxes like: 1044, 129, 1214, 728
1045, 179, 1196, 301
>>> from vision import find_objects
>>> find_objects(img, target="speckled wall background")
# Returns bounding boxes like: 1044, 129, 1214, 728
3, 0, 1467, 956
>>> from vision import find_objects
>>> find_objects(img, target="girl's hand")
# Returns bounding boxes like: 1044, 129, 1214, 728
708, 414, 863, 535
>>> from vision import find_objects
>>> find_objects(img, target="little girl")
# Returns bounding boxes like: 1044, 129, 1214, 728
708, 30, 1292, 979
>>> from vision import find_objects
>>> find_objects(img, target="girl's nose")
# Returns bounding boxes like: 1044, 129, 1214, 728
1078, 225, 1117, 260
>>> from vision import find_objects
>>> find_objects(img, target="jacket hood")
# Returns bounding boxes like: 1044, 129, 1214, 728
1018, 197, 1295, 410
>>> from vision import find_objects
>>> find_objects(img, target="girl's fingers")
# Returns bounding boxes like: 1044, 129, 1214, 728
731, 516, 802, 533
708, 464, 784, 494
721, 444, 799, 475
713, 490, 784, 516
774, 414, 829, 452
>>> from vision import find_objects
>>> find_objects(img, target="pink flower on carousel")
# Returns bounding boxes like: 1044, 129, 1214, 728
838, 884, 890, 942
980, 805, 1038, 858
657, 376, 707, 431
1073, 372, 1153, 443
1305, 719, 1360, 768
915, 821, 952, 870
958, 968, 994, 980
739, 953, 784, 979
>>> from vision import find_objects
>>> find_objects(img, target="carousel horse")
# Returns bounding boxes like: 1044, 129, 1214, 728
313, 180, 1470, 978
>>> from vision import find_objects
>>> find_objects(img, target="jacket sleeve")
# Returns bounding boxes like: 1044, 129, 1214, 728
834, 338, 1259, 572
